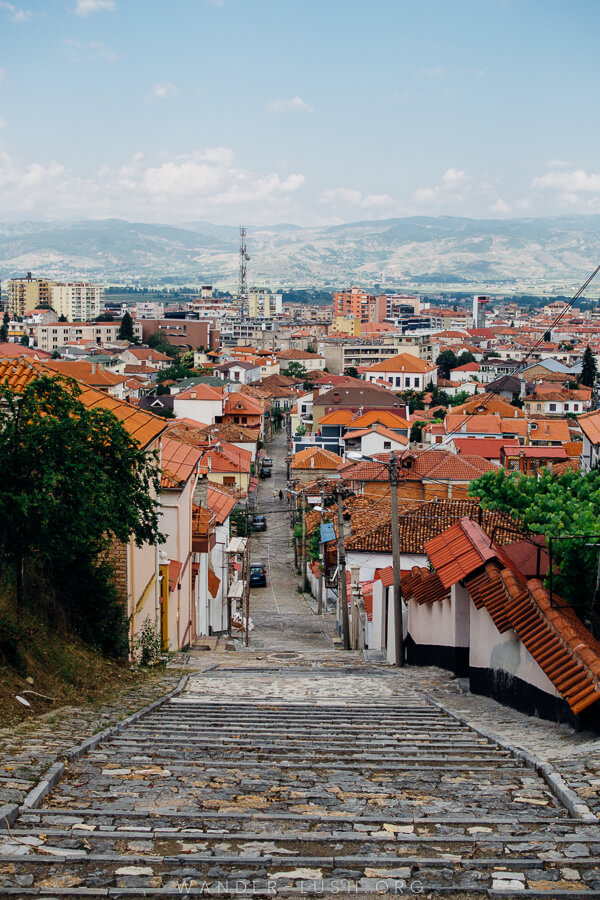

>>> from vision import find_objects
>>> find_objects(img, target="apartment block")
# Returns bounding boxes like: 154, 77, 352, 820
248, 288, 283, 319
50, 283, 103, 321
7, 274, 52, 317
333, 287, 386, 323
31, 320, 143, 351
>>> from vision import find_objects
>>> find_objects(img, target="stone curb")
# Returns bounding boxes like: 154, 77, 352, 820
18, 672, 189, 812
0, 802, 19, 830
426, 695, 598, 822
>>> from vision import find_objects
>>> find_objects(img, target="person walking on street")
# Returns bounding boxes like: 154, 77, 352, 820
279, 489, 284, 501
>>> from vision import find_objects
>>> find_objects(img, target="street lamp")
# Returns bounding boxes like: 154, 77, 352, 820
346, 449, 404, 667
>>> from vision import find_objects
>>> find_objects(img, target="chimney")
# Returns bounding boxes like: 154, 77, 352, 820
193, 472, 209, 508
91, 363, 96, 375
310, 456, 315, 468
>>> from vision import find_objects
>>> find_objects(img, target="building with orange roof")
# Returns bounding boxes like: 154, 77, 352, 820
406, 515, 600, 724
42, 359, 129, 399
222, 391, 265, 433
363, 352, 438, 391
173, 383, 224, 425
577, 408, 600, 472
342, 423, 408, 457
290, 446, 344, 483
523, 388, 591, 417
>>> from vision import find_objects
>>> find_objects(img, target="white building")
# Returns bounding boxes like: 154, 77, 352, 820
50, 283, 104, 321
363, 352, 438, 391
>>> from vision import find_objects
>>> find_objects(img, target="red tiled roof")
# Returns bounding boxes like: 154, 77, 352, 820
176, 384, 224, 401
425, 517, 505, 589
161, 435, 202, 488
208, 568, 221, 599
168, 559, 182, 593
454, 438, 520, 459
291, 446, 344, 470
401, 566, 450, 605
501, 570, 600, 715
364, 352, 437, 374
375, 565, 394, 588
207, 485, 237, 523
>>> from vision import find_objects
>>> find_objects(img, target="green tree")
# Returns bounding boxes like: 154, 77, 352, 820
580, 345, 597, 388
283, 361, 308, 380
456, 350, 476, 367
20, 334, 29, 347
0, 376, 163, 654
410, 420, 427, 442
436, 349, 458, 378
50, 350, 61, 359
0, 323, 7, 343
58, 314, 67, 323
470, 467, 600, 626
118, 311, 135, 342
344, 366, 359, 379
397, 389, 426, 412
450, 390, 472, 407
148, 332, 180, 358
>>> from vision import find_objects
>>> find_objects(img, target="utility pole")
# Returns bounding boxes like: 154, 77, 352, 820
317, 488, 324, 615
300, 490, 308, 592
389, 451, 405, 667
337, 489, 350, 650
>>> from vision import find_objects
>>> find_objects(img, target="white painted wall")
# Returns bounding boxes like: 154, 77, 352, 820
173, 396, 223, 424
469, 604, 561, 699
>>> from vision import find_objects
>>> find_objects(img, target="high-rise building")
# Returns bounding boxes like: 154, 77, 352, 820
7, 273, 52, 317
333, 287, 386, 323
472, 295, 490, 328
50, 283, 103, 321
248, 288, 282, 318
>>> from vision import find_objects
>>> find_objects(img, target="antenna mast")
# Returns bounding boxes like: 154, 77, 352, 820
239, 226, 250, 299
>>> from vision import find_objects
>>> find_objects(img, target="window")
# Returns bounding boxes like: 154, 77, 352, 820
405, 377, 411, 388
574, 404, 579, 412
395, 376, 401, 387
383, 441, 391, 450
549, 403, 556, 412
414, 377, 420, 387
223, 476, 235, 486
536, 404, 541, 411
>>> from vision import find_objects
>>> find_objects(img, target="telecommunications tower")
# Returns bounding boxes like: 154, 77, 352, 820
239, 226, 250, 299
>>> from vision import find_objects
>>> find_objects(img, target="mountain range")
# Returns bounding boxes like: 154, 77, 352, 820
2, 215, 600, 292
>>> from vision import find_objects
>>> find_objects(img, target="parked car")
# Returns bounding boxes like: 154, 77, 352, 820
249, 562, 267, 587
262, 457, 273, 467
252, 515, 267, 531
259, 466, 272, 479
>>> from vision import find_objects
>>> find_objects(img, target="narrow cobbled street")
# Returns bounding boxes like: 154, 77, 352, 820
248, 429, 337, 652
2, 431, 600, 896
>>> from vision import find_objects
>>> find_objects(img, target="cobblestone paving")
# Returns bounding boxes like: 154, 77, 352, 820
0, 669, 184, 809
248, 430, 338, 652
3, 654, 600, 897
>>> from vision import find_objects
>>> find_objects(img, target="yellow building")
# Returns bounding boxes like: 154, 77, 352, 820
331, 316, 361, 336
7, 274, 53, 317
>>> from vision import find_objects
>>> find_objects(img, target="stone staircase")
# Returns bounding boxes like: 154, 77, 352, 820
3, 663, 600, 896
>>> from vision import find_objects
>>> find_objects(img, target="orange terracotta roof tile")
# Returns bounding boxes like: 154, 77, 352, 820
401, 566, 450, 605
168, 559, 182, 593
501, 570, 600, 715
161, 435, 202, 488
364, 352, 437, 374
577, 409, 600, 445
208, 568, 221, 599
451, 394, 526, 418
207, 485, 237, 524
425, 517, 501, 589
291, 446, 344, 470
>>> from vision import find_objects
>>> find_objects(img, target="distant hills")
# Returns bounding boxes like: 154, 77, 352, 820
2, 215, 600, 292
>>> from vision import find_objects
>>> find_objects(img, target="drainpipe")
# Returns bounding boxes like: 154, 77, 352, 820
155, 438, 162, 633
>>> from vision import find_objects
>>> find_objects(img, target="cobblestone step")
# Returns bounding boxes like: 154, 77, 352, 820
5, 671, 600, 896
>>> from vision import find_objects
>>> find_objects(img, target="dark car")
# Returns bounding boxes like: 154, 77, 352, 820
249, 563, 267, 587
259, 466, 272, 479
252, 515, 267, 531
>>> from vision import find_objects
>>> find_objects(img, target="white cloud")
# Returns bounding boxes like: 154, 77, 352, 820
0, 147, 306, 222
319, 187, 395, 211
0, 1, 31, 22
423, 66, 447, 78
532, 167, 600, 194
0, 118, 6, 128
267, 96, 313, 113
490, 198, 511, 215
65, 39, 117, 62
72, 0, 115, 15
151, 82, 176, 99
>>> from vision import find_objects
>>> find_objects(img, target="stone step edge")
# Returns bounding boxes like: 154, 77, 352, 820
425, 695, 598, 823
19, 808, 573, 824
3, 674, 190, 825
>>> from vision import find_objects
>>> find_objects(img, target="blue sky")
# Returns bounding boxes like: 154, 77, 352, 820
1, 0, 600, 224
